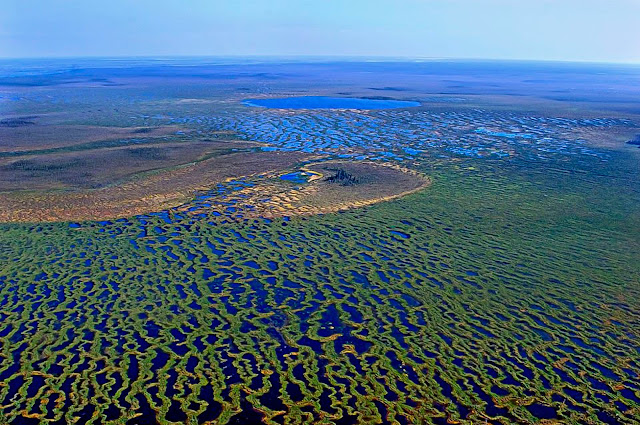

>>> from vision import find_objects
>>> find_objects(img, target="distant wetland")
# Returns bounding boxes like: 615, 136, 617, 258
243, 96, 421, 110
0, 59, 639, 425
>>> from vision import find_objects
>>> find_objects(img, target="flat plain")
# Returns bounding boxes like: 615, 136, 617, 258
0, 59, 639, 424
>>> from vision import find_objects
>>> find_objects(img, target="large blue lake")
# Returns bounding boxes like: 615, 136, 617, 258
243, 96, 420, 110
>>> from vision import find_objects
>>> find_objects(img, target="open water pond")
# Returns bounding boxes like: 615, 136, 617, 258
243, 96, 421, 110
279, 171, 311, 184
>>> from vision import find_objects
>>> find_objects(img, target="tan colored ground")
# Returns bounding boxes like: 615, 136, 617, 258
285, 161, 430, 216
180, 161, 431, 220
0, 119, 430, 223
0, 139, 260, 191
0, 150, 308, 222
0, 123, 181, 152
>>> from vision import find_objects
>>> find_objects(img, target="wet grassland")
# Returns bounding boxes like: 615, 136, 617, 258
0, 61, 639, 424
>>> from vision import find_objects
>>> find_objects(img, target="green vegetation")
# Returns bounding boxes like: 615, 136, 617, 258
0, 153, 638, 424
1, 60, 639, 425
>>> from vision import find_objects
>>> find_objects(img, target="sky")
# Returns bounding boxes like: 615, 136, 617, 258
2, 0, 639, 63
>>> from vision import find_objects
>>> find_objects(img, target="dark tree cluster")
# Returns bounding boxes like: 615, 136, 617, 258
324, 168, 360, 186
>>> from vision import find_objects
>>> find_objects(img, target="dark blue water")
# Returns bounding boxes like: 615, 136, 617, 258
243, 96, 420, 110
279, 171, 309, 184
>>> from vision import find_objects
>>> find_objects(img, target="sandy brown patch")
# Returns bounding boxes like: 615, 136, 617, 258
291, 161, 430, 215
0, 139, 261, 192
0, 124, 182, 153
180, 161, 431, 219
0, 151, 308, 223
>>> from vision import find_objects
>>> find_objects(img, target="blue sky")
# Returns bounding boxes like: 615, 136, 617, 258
2, 0, 639, 63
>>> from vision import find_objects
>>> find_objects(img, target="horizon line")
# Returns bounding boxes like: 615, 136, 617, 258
1, 54, 639, 67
